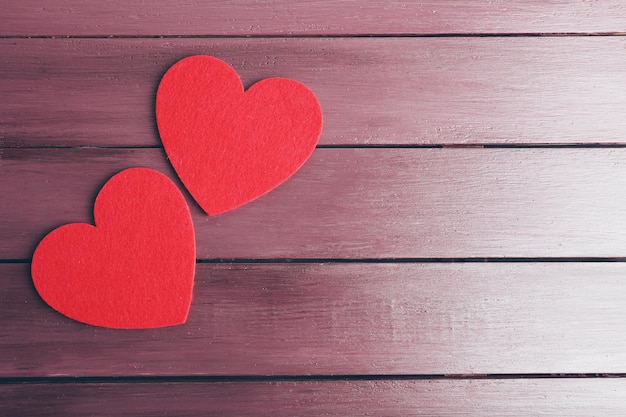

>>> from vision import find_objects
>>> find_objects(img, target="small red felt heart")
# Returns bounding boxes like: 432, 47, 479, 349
156, 55, 323, 215
31, 168, 196, 329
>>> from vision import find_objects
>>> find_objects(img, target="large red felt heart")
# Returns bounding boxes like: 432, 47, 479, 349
31, 168, 196, 329
156, 55, 323, 215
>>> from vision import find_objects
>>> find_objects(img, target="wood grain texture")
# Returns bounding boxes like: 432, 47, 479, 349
2, 0, 626, 36
3, 37, 626, 147
2, 379, 626, 416
5, 0, 626, 411
3, 262, 626, 376
4, 147, 626, 260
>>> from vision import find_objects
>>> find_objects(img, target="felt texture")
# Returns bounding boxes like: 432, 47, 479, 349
31, 168, 196, 329
156, 55, 323, 215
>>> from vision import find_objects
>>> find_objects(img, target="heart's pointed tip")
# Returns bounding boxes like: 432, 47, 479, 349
63, 308, 191, 330
79, 322, 189, 330
116, 316, 190, 330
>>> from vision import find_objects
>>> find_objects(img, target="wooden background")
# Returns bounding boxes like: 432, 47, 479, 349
2, 1, 626, 415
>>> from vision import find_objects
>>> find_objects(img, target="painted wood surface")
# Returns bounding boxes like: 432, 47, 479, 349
3, 37, 626, 147
2, 0, 626, 36
3, 379, 626, 416
4, 147, 626, 260
2, 262, 626, 376
4, 0, 626, 413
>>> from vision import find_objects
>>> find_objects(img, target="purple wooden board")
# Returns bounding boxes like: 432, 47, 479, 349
2, 379, 626, 416
2, 262, 626, 376
3, 0, 625, 409
2, 37, 626, 147
2, 0, 626, 36
3, 148, 626, 260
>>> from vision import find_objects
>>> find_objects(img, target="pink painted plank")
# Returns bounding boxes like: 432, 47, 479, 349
3, 148, 626, 260
2, 1, 626, 36
2, 37, 626, 147
2, 379, 626, 416
2, 262, 626, 376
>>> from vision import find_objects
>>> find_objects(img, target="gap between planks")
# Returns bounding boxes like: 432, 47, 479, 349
3, 373, 626, 385
6, 258, 626, 264
11, 144, 626, 149
1, 33, 626, 39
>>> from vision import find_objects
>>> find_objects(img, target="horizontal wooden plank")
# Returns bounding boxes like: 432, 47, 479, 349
2, 1, 626, 36
2, 262, 626, 376
2, 37, 626, 147
2, 379, 626, 416
3, 148, 626, 259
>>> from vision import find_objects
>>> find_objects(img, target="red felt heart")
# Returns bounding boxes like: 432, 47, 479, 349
156, 55, 323, 215
31, 168, 196, 329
